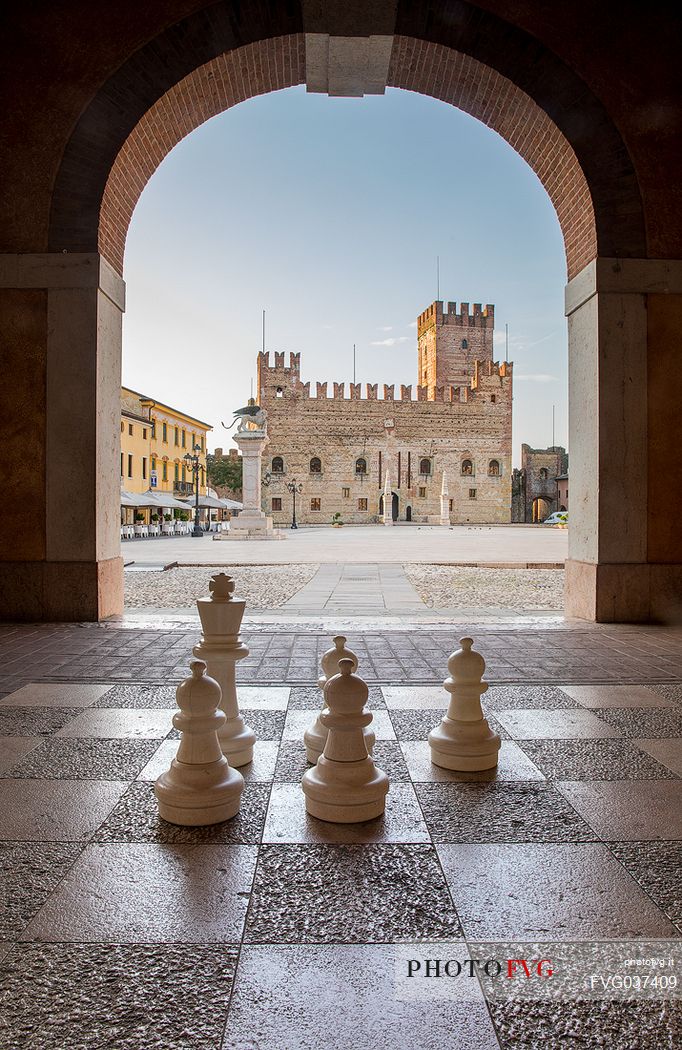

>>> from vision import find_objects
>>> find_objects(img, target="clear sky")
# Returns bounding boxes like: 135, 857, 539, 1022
122, 86, 568, 466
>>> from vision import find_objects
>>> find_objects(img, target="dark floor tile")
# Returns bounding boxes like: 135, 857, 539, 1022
93, 781, 269, 844
608, 841, 682, 928
519, 739, 678, 780
245, 844, 462, 943
389, 709, 509, 741
93, 684, 178, 709
3, 738, 160, 780
0, 708, 81, 736
650, 684, 682, 707
591, 708, 682, 738
0, 843, 83, 939
484, 686, 578, 711
288, 686, 385, 710
489, 1000, 681, 1050
415, 782, 594, 842
0, 942, 237, 1050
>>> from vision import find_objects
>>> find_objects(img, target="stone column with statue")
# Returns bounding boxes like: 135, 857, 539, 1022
214, 399, 284, 540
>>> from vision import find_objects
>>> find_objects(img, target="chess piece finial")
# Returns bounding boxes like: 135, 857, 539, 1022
154, 659, 243, 825
428, 636, 501, 770
302, 659, 389, 823
209, 573, 235, 601
304, 635, 374, 763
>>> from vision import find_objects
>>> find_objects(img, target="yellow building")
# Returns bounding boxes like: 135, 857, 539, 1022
120, 387, 211, 512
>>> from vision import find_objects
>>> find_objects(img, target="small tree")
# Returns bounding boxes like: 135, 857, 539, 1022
207, 452, 242, 493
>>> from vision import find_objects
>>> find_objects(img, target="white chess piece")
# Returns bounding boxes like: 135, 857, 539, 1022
303, 635, 375, 763
154, 659, 244, 825
302, 659, 389, 823
428, 637, 501, 770
193, 573, 256, 766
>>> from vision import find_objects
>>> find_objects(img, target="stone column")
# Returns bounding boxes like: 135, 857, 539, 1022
440, 473, 450, 526
0, 253, 124, 620
228, 429, 273, 535
564, 258, 682, 622
382, 472, 393, 525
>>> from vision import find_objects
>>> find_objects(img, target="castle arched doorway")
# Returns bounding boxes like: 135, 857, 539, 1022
379, 492, 399, 522
532, 498, 551, 523
2, 2, 677, 623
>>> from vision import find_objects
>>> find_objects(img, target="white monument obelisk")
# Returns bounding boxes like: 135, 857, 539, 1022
440, 472, 450, 525
383, 472, 393, 526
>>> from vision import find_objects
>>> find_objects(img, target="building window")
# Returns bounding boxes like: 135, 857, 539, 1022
490, 394, 496, 404
200, 435, 204, 451
182, 466, 186, 483
358, 498, 368, 511
151, 419, 156, 438
272, 497, 282, 511
174, 463, 179, 483
173, 427, 178, 446
272, 456, 284, 474
276, 387, 283, 398
142, 428, 147, 439
342, 487, 350, 498
182, 430, 186, 448
162, 423, 167, 442
120, 421, 124, 433
488, 460, 500, 476
418, 486, 426, 498
128, 423, 133, 436
461, 459, 473, 475
151, 457, 156, 471
142, 458, 147, 481
162, 462, 167, 482
120, 453, 124, 476
311, 498, 321, 511
449, 498, 453, 511
127, 454, 133, 478
469, 488, 477, 499
419, 457, 431, 476
310, 457, 322, 474
355, 457, 367, 475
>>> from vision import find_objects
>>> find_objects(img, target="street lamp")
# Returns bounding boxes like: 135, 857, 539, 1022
285, 478, 303, 529
183, 444, 204, 538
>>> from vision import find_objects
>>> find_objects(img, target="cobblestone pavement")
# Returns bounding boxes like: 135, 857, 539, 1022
405, 565, 564, 610
0, 673, 679, 1049
125, 565, 318, 609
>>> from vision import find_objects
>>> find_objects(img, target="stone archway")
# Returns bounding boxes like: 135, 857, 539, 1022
1, 1, 680, 622
532, 498, 551, 524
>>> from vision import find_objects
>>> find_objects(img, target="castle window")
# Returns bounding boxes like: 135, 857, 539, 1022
311, 498, 321, 511
271, 456, 284, 474
469, 488, 477, 499
488, 460, 500, 476
418, 487, 426, 498
272, 498, 282, 511
449, 499, 453, 511
419, 458, 431, 476
310, 457, 322, 474
540, 468, 548, 480
355, 457, 367, 475
461, 459, 473, 475
276, 387, 283, 398
491, 394, 496, 404
342, 487, 350, 498
358, 498, 368, 511
461, 339, 468, 349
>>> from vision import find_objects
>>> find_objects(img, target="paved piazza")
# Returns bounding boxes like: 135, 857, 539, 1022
122, 523, 568, 567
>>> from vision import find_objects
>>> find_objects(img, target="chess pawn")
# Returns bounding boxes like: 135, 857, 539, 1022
155, 660, 244, 825
302, 659, 389, 823
193, 572, 256, 767
303, 635, 375, 763
428, 637, 501, 771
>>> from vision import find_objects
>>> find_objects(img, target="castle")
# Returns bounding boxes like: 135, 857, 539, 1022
258, 300, 512, 526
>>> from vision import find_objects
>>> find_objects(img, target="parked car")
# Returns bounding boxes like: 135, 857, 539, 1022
542, 511, 568, 526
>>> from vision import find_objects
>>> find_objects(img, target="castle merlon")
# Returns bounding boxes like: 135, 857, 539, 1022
417, 300, 495, 337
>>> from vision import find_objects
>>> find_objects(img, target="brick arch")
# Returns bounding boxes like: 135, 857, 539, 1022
47, 6, 647, 281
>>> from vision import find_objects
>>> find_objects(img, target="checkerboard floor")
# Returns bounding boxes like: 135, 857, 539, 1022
0, 679, 680, 1049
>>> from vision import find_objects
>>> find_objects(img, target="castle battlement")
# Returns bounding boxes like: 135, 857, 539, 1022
417, 300, 494, 337
258, 352, 511, 405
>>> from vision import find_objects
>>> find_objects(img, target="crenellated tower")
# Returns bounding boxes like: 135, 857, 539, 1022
417, 300, 494, 396
257, 351, 301, 404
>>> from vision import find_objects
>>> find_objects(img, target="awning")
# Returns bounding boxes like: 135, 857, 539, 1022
180, 494, 241, 511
